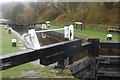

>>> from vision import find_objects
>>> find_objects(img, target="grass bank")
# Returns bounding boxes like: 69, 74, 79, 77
49, 25, 119, 42
2, 61, 73, 78
1, 26, 25, 55
0, 25, 2, 56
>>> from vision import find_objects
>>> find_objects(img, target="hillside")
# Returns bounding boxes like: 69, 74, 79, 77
53, 3, 118, 25
2, 2, 118, 26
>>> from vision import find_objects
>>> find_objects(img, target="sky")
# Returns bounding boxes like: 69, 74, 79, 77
0, 0, 119, 3
0, 0, 38, 3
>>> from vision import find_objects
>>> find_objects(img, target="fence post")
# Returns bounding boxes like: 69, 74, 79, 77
88, 38, 99, 79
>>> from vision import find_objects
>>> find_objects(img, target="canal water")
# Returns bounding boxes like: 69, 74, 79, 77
12, 26, 65, 46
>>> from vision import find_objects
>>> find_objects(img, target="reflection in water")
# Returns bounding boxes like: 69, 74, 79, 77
37, 33, 60, 46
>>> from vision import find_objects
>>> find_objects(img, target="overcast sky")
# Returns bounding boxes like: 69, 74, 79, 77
0, 0, 118, 3
0, 0, 38, 3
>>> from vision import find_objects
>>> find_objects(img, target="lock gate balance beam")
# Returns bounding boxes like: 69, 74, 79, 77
0, 39, 84, 71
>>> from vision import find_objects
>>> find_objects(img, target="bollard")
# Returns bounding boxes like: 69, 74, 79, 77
107, 34, 112, 40
12, 39, 17, 47
46, 21, 50, 28
47, 24, 50, 28
8, 28, 11, 34
5, 25, 7, 29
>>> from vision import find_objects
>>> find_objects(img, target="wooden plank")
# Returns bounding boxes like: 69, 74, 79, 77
68, 57, 90, 74
40, 42, 92, 66
97, 70, 120, 77
96, 55, 120, 77
100, 41, 120, 49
